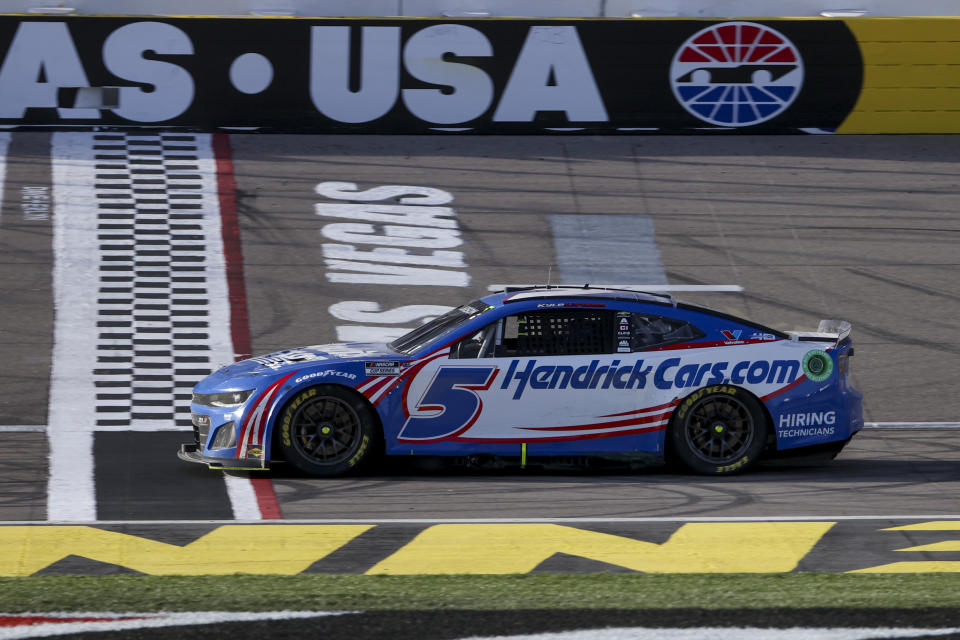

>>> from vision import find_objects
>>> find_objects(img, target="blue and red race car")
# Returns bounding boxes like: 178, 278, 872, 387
179, 286, 863, 476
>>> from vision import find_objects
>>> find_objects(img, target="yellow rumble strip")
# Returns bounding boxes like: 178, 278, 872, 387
4, 521, 960, 576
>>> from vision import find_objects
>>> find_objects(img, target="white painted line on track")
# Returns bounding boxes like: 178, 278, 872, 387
222, 472, 265, 520
0, 611, 348, 639
48, 133, 102, 522
459, 628, 960, 640
0, 132, 9, 214
8, 514, 960, 526
0, 425, 46, 432
864, 422, 960, 429
628, 284, 744, 292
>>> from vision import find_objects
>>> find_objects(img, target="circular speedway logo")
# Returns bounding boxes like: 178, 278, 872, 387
670, 22, 804, 127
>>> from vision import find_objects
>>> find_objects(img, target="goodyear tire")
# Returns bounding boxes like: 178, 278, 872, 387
277, 384, 378, 477
669, 386, 767, 475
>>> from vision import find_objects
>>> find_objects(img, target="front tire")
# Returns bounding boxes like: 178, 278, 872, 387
276, 385, 379, 477
669, 386, 767, 475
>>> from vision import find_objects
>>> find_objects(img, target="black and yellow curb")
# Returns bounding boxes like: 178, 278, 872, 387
2, 520, 958, 576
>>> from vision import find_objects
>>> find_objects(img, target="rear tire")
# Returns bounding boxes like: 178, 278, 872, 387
276, 385, 379, 477
669, 386, 767, 475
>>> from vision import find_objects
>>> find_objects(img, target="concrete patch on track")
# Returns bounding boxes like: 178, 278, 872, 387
3, 518, 960, 576
550, 214, 667, 286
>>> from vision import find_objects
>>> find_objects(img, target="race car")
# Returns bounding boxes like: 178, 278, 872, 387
179, 285, 863, 476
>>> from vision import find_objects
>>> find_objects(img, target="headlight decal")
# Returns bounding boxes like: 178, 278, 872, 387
192, 389, 255, 407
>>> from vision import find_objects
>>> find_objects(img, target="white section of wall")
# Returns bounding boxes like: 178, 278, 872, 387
402, 0, 599, 16
603, 0, 956, 16
11, 0, 959, 17
16, 0, 401, 16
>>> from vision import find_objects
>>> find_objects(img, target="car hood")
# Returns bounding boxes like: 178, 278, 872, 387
212, 342, 400, 379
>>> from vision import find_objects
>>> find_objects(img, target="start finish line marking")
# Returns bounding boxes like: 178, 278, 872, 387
46, 133, 254, 522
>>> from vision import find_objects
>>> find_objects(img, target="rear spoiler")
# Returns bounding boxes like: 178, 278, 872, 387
788, 320, 852, 344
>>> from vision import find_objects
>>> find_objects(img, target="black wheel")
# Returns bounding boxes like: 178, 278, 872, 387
276, 384, 379, 477
669, 386, 767, 475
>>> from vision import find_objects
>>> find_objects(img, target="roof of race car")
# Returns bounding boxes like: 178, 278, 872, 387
488, 285, 675, 306
482, 285, 790, 339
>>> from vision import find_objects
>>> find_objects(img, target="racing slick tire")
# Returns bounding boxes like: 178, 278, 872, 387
276, 384, 379, 477
669, 386, 767, 475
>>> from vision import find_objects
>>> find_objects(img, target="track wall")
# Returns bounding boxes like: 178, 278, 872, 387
0, 15, 956, 133
838, 19, 960, 133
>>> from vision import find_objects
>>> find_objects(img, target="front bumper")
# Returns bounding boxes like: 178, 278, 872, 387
178, 443, 270, 471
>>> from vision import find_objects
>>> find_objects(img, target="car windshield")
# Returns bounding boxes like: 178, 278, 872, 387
389, 300, 492, 355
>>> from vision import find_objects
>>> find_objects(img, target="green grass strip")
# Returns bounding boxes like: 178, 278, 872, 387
1, 574, 959, 611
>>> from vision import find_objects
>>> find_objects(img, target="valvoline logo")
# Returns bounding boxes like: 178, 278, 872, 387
670, 22, 804, 127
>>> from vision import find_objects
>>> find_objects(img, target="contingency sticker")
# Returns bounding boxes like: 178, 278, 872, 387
616, 312, 632, 353
365, 361, 401, 376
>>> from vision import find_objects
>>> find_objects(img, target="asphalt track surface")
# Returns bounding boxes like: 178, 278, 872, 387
2, 132, 959, 639
1, 132, 958, 524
